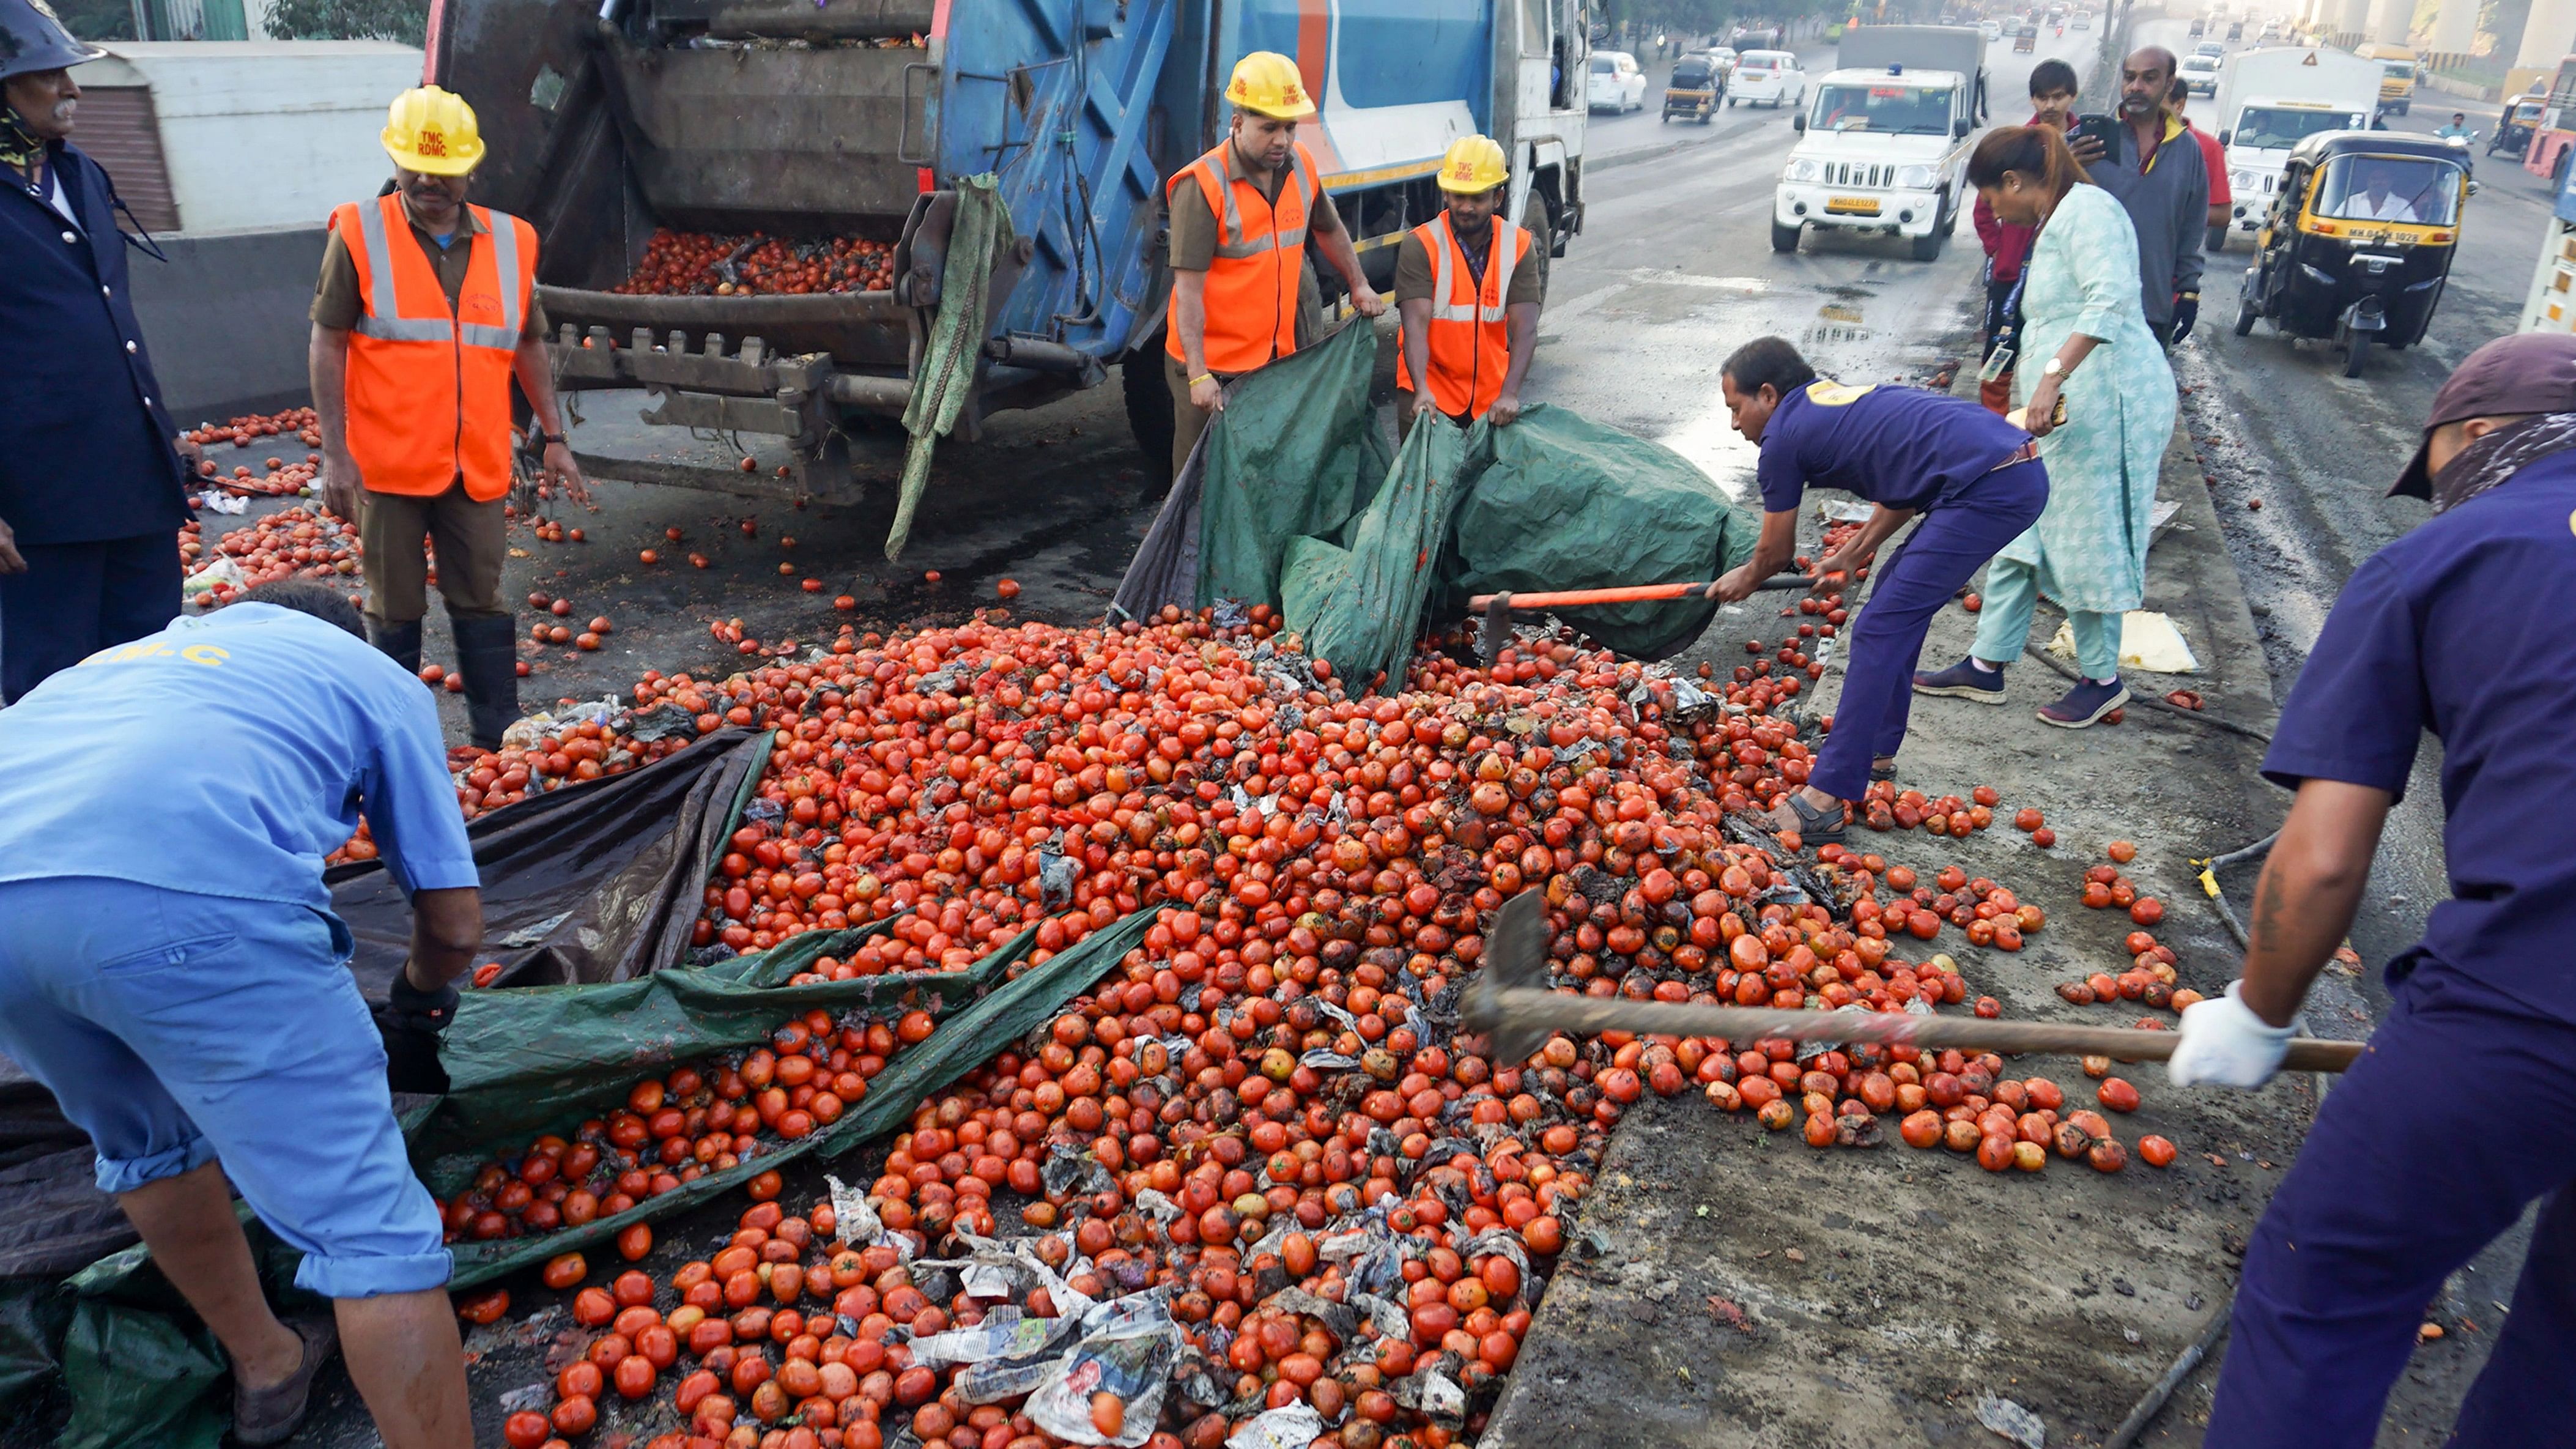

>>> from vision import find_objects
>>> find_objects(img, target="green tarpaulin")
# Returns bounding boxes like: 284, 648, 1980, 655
1112, 325, 1759, 683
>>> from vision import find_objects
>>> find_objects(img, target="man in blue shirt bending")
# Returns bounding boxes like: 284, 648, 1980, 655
2169, 333, 2576, 1446
0, 581, 480, 1448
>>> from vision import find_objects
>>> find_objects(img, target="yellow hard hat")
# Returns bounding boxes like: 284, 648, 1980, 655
382, 85, 484, 177
1226, 51, 1316, 119
1437, 135, 1509, 194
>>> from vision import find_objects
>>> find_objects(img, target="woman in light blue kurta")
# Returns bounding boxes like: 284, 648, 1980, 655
1915, 126, 2177, 728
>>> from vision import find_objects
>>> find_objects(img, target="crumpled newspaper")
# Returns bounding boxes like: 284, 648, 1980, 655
1226, 1405, 1324, 1449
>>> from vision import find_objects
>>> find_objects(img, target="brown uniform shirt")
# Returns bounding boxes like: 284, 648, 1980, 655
1392, 221, 1544, 307
1167, 143, 1347, 271
311, 199, 549, 339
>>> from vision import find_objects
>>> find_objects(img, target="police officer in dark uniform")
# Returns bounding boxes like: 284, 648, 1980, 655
0, 0, 196, 703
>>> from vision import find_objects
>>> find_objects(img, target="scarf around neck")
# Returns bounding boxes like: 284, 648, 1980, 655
2431, 411, 2576, 513
0, 105, 46, 171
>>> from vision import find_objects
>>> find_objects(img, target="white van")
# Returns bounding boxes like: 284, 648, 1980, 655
1730, 50, 1808, 108
1588, 51, 1647, 112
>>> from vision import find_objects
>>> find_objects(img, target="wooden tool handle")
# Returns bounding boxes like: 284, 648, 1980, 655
1465, 574, 1810, 611
1477, 988, 2365, 1073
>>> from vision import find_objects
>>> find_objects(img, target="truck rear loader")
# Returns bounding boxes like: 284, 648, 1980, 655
426, 0, 1590, 505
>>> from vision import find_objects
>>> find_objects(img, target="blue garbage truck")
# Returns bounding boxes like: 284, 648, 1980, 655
424, 0, 1591, 500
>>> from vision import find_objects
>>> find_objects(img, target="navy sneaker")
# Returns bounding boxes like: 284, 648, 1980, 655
1912, 657, 2007, 703
2038, 677, 2130, 728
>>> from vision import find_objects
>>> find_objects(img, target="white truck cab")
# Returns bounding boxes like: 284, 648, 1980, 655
1774, 62, 1979, 259
2211, 47, 2384, 248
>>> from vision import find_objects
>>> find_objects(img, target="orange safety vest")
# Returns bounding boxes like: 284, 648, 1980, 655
330, 193, 536, 501
1396, 212, 1531, 420
1164, 140, 1320, 375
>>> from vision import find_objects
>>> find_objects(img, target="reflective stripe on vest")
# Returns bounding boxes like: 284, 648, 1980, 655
1399, 212, 1529, 420
335, 194, 535, 502
347, 198, 525, 350
1165, 141, 1319, 373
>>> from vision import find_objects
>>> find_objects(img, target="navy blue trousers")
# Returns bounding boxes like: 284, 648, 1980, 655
1809, 459, 2049, 801
2205, 968, 2576, 1446
0, 531, 180, 703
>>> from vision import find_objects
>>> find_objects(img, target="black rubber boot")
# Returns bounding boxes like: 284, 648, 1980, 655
450, 613, 520, 749
366, 617, 422, 677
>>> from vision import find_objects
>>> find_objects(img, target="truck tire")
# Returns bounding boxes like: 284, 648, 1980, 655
1771, 220, 1802, 253
1122, 328, 1175, 482
1910, 229, 1944, 262
2205, 223, 2229, 254
1522, 195, 1555, 300
1937, 190, 1958, 237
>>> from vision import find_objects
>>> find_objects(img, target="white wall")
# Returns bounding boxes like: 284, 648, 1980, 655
87, 41, 424, 235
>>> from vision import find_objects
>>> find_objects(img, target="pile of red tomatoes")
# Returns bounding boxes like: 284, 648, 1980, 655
440, 1002, 926, 1248
613, 230, 897, 297
179, 505, 362, 608
434, 603, 2201, 1449
184, 406, 320, 452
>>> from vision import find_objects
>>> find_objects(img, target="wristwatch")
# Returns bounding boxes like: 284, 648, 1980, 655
2041, 357, 2066, 378
537, 431, 566, 447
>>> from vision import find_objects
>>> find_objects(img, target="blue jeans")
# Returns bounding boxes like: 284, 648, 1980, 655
1812, 459, 2049, 800
2205, 969, 2576, 1446
1969, 554, 2122, 680
0, 877, 451, 1297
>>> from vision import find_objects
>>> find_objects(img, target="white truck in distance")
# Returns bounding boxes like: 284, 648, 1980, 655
2211, 46, 2383, 250
1774, 26, 1989, 261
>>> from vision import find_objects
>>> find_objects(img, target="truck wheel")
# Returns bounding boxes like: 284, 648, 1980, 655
1909, 229, 1944, 262
1522, 195, 1555, 298
1121, 328, 1175, 481
2341, 328, 2368, 377
1937, 191, 1958, 237
1771, 220, 1802, 253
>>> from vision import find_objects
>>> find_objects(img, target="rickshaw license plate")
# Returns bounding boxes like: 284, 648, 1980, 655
2342, 227, 2399, 244
1826, 195, 1881, 215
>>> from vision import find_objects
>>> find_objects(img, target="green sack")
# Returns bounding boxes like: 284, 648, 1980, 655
1445, 404, 1761, 659
1196, 321, 1392, 609
1281, 412, 1470, 692
56, 1297, 224, 1449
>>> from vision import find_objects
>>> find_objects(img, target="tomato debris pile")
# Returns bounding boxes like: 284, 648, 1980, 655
183, 405, 320, 456
613, 230, 898, 297
441, 1004, 929, 1247
420, 605, 2193, 1449
179, 505, 361, 605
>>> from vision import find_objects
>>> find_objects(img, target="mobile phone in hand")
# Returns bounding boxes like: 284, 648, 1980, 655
2071, 113, 2121, 159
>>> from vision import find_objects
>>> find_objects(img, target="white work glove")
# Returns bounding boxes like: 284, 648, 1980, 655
2165, 981, 2297, 1088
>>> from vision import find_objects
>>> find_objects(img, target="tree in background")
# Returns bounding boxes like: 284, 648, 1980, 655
264, 0, 427, 43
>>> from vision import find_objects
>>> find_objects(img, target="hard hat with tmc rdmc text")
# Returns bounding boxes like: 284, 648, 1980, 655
0, 0, 105, 83
1438, 136, 1509, 194
1226, 51, 1317, 120
380, 84, 485, 177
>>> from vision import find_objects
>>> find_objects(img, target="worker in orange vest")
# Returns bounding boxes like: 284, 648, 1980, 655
310, 85, 585, 747
1163, 51, 1385, 478
1396, 136, 1542, 434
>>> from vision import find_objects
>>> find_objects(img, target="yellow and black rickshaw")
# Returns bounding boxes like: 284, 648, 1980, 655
2012, 23, 2037, 51
1662, 53, 1725, 122
2233, 132, 2466, 377
2490, 93, 2544, 158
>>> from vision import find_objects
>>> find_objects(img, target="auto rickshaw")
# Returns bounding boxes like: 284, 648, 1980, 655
1663, 53, 1724, 122
2490, 93, 2544, 158
2233, 132, 2466, 377
2013, 23, 2036, 52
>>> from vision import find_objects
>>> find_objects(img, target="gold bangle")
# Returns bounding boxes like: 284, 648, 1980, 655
1190, 373, 1215, 386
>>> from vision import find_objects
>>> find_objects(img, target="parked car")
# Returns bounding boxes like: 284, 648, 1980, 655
1589, 50, 1648, 113
1730, 50, 1808, 108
